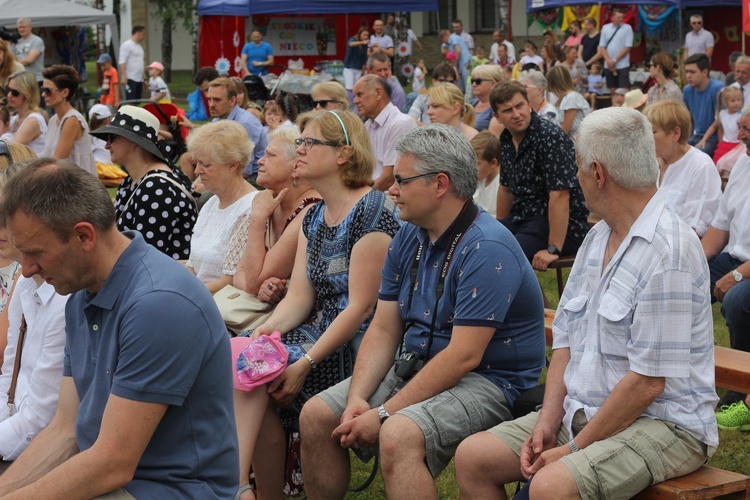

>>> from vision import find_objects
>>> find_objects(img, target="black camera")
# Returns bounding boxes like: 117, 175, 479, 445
0, 27, 20, 44
395, 351, 424, 380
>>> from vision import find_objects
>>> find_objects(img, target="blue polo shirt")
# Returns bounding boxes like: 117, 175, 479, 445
215, 105, 268, 176
242, 41, 274, 76
378, 209, 546, 405
63, 232, 238, 499
683, 79, 725, 136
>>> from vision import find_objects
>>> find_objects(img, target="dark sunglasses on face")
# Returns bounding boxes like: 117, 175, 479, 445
41, 87, 58, 96
692, 21, 702, 25
471, 78, 488, 85
312, 99, 335, 108
2, 87, 20, 98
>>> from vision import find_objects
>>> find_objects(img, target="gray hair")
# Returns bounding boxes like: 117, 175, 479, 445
690, 14, 703, 22
735, 55, 750, 68
16, 17, 31, 26
519, 69, 547, 89
577, 107, 658, 190
0, 158, 116, 241
268, 125, 300, 160
395, 124, 477, 200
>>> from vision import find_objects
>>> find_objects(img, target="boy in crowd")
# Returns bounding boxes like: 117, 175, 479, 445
97, 54, 119, 108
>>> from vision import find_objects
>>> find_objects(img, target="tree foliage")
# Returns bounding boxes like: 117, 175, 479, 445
147, 0, 195, 82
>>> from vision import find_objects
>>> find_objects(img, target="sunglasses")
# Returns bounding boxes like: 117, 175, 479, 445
312, 99, 335, 108
2, 87, 20, 98
691, 21, 702, 25
471, 78, 489, 85
41, 87, 60, 97
434, 78, 456, 83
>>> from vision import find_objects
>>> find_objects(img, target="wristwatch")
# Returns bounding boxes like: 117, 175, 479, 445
303, 353, 317, 370
732, 269, 744, 283
377, 404, 390, 424
547, 245, 560, 256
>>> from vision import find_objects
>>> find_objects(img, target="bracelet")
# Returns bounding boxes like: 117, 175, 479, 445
569, 438, 580, 453
303, 353, 317, 370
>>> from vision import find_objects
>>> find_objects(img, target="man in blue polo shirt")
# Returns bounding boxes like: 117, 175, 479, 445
300, 124, 546, 498
241, 29, 274, 77
683, 53, 724, 157
0, 160, 238, 499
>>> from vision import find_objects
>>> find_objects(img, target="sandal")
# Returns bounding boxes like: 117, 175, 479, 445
234, 484, 253, 500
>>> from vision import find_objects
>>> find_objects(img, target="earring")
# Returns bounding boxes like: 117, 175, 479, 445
293, 178, 297, 188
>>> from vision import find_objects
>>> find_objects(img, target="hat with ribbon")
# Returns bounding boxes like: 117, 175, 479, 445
89, 105, 166, 161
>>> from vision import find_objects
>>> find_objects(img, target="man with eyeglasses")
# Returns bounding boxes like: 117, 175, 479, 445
353, 74, 417, 191
702, 108, 750, 425
684, 15, 714, 60
490, 80, 589, 272
300, 124, 545, 499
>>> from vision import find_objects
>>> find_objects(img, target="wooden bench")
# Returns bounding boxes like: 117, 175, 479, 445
542, 308, 750, 500
544, 214, 602, 298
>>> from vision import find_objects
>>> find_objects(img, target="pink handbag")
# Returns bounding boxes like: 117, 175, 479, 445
231, 332, 289, 392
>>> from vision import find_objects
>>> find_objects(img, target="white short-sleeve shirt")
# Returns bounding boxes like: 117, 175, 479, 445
712, 154, 750, 261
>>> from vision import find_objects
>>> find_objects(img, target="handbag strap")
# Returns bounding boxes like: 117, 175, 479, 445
7, 315, 27, 416
604, 24, 622, 51
123, 170, 198, 213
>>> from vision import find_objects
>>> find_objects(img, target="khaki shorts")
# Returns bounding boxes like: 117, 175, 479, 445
317, 366, 513, 477
489, 411, 712, 500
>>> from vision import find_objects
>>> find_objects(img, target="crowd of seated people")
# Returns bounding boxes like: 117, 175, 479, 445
0, 16, 747, 497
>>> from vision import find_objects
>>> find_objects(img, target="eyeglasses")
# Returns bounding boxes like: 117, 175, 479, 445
295, 137, 341, 150
312, 99, 335, 108
471, 78, 489, 85
691, 21, 702, 25
41, 86, 60, 96
2, 87, 20, 98
434, 78, 455, 83
393, 171, 446, 186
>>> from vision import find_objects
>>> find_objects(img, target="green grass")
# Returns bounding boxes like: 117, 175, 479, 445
340, 268, 750, 499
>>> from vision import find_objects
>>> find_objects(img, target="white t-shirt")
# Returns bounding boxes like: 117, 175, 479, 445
188, 191, 258, 283
412, 67, 425, 92
1, 112, 47, 156
91, 136, 112, 164
119, 39, 145, 82
556, 91, 591, 138
599, 22, 634, 71
148, 76, 171, 101
473, 176, 499, 217
658, 146, 722, 237
719, 109, 742, 143
520, 54, 544, 68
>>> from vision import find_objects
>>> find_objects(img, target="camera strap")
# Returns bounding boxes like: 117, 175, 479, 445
403, 200, 479, 360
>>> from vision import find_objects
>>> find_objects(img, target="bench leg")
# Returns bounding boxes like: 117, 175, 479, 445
556, 267, 564, 298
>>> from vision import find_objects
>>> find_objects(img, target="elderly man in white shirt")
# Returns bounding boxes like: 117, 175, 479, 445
456, 107, 718, 500
702, 109, 750, 426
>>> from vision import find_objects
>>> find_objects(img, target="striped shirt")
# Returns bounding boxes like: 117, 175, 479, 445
552, 190, 719, 447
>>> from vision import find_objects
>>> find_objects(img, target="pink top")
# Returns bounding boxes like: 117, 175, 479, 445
565, 34, 584, 46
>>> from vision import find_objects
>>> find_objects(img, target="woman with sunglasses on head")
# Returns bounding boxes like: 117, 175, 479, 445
310, 81, 350, 111
0, 71, 47, 156
645, 51, 682, 107
231, 110, 400, 500
469, 65, 504, 131
427, 83, 478, 141
41, 65, 95, 175
408, 62, 458, 126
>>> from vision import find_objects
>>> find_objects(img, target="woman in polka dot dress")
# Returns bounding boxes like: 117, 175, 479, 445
93, 105, 197, 261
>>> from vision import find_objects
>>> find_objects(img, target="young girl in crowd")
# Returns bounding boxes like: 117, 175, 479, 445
699, 86, 744, 172
520, 41, 543, 68
147, 61, 172, 103
412, 58, 426, 92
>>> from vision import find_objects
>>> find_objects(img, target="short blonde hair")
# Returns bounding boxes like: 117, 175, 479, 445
297, 110, 374, 188
187, 121, 254, 170
428, 83, 476, 127
471, 64, 504, 83
311, 81, 350, 110
643, 100, 693, 145
0, 140, 38, 181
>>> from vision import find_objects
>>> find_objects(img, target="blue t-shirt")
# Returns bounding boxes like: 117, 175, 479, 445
63, 233, 238, 499
470, 98, 493, 131
242, 41, 274, 76
378, 209, 546, 405
448, 33, 471, 74
683, 79, 725, 136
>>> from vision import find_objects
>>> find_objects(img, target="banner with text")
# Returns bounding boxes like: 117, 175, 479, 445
264, 17, 337, 56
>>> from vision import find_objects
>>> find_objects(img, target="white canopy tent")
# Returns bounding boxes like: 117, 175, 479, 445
0, 0, 119, 49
